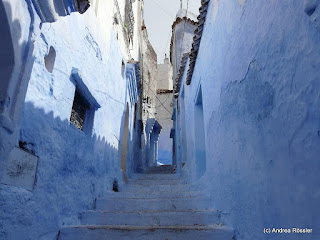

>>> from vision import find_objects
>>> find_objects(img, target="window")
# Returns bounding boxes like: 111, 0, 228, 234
70, 68, 101, 135
70, 89, 91, 131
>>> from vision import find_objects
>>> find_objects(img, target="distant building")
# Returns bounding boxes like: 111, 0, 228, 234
170, 8, 197, 172
140, 22, 160, 170
170, 8, 197, 83
155, 56, 173, 165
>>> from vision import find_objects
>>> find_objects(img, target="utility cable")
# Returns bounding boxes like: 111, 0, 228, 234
162, 30, 172, 60
144, 80, 173, 116
178, 0, 190, 67
155, 93, 171, 108
148, 0, 175, 18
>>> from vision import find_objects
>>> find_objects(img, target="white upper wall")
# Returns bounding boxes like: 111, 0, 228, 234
170, 9, 197, 82
156, 57, 173, 90
176, 8, 197, 21
91, 0, 141, 62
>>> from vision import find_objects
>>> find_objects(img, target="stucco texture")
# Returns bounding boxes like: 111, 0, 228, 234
0, 7, 129, 239
178, 0, 320, 239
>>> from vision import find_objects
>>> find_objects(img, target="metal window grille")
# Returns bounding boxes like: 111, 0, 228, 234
70, 89, 91, 131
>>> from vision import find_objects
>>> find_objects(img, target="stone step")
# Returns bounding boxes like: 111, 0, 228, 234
104, 189, 206, 198
130, 173, 180, 180
59, 224, 234, 240
142, 165, 173, 174
96, 196, 212, 211
128, 179, 186, 185
121, 183, 193, 193
80, 209, 220, 226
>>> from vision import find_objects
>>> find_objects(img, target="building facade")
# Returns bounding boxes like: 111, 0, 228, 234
173, 0, 320, 239
0, 0, 158, 238
170, 8, 197, 173
1, 0, 319, 239
155, 56, 173, 165
139, 26, 160, 170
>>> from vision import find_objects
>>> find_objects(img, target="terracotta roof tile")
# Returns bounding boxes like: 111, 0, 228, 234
186, 0, 211, 85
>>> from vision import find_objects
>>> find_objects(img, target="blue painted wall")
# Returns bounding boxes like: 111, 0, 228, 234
0, 3, 141, 239
176, 0, 320, 239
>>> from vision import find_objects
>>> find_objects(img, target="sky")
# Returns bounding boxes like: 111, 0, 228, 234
144, 0, 201, 63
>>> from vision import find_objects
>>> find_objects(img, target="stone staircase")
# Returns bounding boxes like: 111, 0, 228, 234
58, 167, 234, 239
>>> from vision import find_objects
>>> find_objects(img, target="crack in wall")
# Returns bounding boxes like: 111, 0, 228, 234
219, 60, 275, 124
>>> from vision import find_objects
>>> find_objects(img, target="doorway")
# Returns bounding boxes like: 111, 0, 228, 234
194, 85, 206, 179
121, 103, 130, 180
180, 88, 187, 164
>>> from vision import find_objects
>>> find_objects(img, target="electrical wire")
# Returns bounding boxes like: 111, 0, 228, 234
143, 80, 173, 116
162, 30, 172, 60
140, 0, 175, 120
178, 0, 190, 66
148, 0, 175, 18
155, 93, 171, 108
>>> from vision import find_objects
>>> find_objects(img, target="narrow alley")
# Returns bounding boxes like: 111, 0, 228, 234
0, 0, 319, 240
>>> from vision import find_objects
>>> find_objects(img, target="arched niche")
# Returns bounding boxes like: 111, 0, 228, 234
44, 46, 56, 73
121, 103, 130, 178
